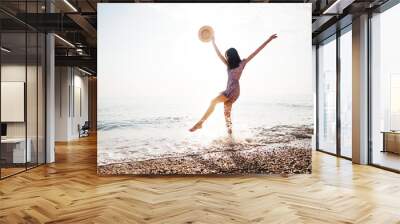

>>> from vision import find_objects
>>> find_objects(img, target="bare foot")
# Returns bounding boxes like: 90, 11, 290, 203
189, 122, 203, 132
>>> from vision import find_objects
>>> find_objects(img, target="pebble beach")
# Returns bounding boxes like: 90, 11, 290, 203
98, 125, 313, 175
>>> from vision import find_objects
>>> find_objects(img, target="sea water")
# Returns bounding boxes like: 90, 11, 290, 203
97, 95, 313, 165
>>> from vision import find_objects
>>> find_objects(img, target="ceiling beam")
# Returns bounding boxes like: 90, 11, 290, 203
55, 55, 96, 72
323, 0, 356, 14
67, 13, 97, 45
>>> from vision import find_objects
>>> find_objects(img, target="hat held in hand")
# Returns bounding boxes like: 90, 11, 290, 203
198, 25, 214, 42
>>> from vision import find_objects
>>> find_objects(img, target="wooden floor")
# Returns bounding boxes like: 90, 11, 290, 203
373, 151, 400, 171
1, 135, 400, 223
0, 167, 26, 178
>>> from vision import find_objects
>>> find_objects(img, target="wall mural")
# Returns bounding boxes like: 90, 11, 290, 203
98, 3, 313, 175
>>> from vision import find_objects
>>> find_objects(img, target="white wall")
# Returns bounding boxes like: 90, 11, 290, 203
55, 66, 70, 141
55, 67, 89, 141
1, 65, 40, 138
1, 63, 46, 164
73, 73, 89, 137
1, 65, 26, 139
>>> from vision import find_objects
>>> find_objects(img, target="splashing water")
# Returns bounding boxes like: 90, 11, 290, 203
97, 97, 313, 165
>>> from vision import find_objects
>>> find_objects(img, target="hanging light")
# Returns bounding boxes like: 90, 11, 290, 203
1, 47, 11, 53
63, 0, 78, 12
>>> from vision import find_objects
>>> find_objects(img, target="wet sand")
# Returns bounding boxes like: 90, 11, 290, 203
98, 125, 313, 175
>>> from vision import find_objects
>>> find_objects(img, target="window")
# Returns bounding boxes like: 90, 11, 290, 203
0, 2, 46, 179
370, 3, 400, 171
318, 36, 337, 154
339, 28, 352, 158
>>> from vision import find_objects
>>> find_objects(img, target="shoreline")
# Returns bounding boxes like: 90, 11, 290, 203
98, 125, 313, 175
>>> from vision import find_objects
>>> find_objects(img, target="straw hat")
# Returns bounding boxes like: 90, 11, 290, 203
198, 25, 214, 42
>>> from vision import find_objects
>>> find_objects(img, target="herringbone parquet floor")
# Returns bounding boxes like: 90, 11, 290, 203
1, 135, 400, 224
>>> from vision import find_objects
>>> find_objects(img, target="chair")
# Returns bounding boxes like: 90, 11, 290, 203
79, 121, 90, 138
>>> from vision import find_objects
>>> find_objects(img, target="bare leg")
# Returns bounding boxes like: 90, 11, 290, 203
190, 94, 228, 132
224, 102, 233, 135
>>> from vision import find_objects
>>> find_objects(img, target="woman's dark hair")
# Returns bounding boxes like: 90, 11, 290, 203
225, 48, 241, 70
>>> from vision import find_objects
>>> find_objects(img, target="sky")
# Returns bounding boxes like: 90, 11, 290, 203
98, 3, 312, 103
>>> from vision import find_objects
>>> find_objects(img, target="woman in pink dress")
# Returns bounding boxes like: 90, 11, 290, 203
190, 33, 278, 135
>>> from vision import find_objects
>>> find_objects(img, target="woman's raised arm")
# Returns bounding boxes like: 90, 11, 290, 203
245, 34, 278, 64
212, 37, 227, 66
